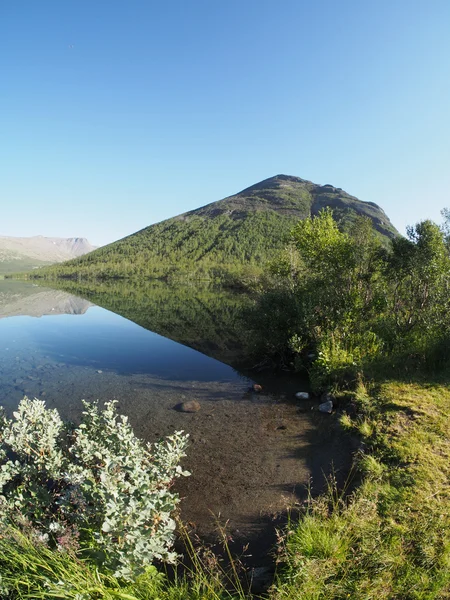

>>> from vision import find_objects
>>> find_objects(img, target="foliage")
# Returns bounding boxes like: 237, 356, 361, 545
384, 219, 450, 340
250, 208, 450, 389
309, 331, 383, 392
0, 398, 189, 579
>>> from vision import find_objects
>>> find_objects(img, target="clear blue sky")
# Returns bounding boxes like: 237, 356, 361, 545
1, 0, 449, 246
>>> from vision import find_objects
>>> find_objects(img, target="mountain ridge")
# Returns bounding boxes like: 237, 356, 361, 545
20, 175, 399, 280
0, 235, 97, 274
174, 174, 394, 235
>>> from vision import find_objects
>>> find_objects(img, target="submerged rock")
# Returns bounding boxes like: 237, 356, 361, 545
295, 391, 310, 400
176, 400, 201, 413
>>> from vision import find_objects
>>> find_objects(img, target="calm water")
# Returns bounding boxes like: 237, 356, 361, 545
0, 280, 252, 416
0, 280, 349, 562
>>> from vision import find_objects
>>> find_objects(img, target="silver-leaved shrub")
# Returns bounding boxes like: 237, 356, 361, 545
0, 397, 189, 579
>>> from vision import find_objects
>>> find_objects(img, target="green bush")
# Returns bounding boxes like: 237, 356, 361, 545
251, 209, 450, 388
0, 398, 189, 579
309, 331, 383, 392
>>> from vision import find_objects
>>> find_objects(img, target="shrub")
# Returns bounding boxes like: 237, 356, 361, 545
309, 331, 383, 392
0, 397, 189, 579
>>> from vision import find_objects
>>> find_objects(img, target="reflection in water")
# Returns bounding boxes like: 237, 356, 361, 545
40, 278, 252, 369
0, 280, 350, 565
0, 280, 92, 318
0, 281, 247, 412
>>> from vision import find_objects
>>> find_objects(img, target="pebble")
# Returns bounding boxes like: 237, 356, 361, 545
295, 391, 310, 400
176, 400, 201, 413
318, 400, 333, 413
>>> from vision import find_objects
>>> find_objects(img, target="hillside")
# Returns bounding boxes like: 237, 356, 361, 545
23, 175, 398, 280
0, 236, 96, 274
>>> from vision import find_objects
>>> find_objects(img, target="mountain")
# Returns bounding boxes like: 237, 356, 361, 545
22, 175, 398, 280
0, 236, 97, 274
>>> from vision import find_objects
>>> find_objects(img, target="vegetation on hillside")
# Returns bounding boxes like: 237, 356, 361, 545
0, 237, 96, 276
14, 175, 398, 281
0, 255, 52, 274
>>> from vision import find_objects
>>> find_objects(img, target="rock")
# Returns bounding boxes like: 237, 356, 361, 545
96, 370, 103, 374
252, 384, 263, 393
175, 400, 201, 413
295, 391, 310, 400
319, 400, 333, 413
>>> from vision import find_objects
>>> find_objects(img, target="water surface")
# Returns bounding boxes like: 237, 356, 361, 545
0, 280, 350, 564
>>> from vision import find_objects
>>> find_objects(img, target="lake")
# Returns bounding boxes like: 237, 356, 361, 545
0, 279, 350, 564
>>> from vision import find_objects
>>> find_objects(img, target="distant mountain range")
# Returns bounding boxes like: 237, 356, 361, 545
0, 236, 97, 274
18, 175, 399, 280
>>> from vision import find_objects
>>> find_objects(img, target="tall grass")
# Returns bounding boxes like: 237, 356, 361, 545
0, 522, 253, 600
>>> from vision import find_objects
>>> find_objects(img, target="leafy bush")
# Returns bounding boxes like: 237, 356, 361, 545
0, 398, 189, 579
309, 331, 383, 392
251, 209, 450, 388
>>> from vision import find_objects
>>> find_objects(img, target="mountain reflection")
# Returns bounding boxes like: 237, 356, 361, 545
2, 280, 251, 369
0, 281, 93, 319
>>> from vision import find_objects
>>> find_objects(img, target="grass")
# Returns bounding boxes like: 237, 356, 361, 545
0, 524, 251, 600
272, 377, 450, 599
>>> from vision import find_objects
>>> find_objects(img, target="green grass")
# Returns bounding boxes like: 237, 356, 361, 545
0, 257, 52, 275
0, 524, 250, 600
272, 378, 450, 599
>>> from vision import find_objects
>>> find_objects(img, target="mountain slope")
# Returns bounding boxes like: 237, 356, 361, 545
24, 175, 398, 280
0, 236, 97, 274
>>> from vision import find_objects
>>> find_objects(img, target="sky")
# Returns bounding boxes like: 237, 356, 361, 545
1, 0, 449, 246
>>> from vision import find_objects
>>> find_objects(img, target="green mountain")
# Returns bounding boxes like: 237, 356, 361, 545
25, 175, 398, 280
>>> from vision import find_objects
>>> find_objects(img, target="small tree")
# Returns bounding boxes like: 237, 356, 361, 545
387, 219, 450, 336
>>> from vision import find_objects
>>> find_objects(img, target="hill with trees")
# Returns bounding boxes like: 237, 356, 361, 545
23, 175, 398, 281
